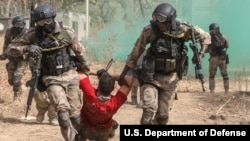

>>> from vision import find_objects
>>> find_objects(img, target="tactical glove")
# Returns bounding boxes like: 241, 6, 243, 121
25, 45, 43, 57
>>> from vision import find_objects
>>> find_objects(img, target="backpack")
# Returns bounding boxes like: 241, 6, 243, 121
211, 33, 225, 48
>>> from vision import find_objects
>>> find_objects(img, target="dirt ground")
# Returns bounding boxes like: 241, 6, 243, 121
0, 50, 250, 140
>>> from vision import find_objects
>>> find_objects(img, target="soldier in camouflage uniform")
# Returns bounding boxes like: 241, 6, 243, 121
6, 4, 89, 141
0, 15, 29, 103
199, 23, 229, 93
119, 3, 211, 125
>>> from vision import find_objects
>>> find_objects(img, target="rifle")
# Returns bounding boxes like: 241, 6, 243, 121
25, 56, 41, 118
189, 28, 205, 92
105, 58, 113, 71
30, 0, 35, 28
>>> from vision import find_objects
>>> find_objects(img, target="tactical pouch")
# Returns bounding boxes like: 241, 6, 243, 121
141, 55, 155, 81
226, 54, 229, 64
155, 55, 176, 74
164, 59, 176, 72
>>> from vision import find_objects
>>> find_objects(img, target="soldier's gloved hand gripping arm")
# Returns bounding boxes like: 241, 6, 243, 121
24, 45, 43, 57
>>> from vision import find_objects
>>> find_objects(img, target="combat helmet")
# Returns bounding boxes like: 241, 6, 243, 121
33, 4, 56, 22
209, 23, 220, 31
12, 15, 26, 27
152, 3, 177, 23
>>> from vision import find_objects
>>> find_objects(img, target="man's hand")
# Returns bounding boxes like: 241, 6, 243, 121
25, 45, 43, 57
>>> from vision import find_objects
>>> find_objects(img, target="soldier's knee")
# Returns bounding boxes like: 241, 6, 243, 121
58, 110, 70, 128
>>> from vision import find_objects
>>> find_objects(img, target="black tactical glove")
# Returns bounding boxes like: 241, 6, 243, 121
25, 45, 43, 57
97, 69, 106, 78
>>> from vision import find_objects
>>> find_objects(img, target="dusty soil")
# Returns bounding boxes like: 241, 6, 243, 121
0, 42, 250, 140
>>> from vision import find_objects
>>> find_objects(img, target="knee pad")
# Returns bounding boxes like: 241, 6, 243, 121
58, 110, 70, 128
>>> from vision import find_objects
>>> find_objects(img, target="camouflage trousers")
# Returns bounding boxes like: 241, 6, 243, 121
209, 56, 229, 92
33, 90, 57, 121
140, 72, 179, 125
43, 69, 82, 119
6, 60, 28, 101
43, 68, 83, 140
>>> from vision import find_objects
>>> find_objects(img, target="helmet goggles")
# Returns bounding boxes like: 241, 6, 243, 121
13, 22, 25, 28
37, 18, 52, 26
153, 14, 168, 23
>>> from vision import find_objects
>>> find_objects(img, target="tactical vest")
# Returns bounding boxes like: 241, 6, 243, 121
209, 33, 226, 56
141, 21, 186, 81
39, 24, 74, 76
42, 47, 73, 76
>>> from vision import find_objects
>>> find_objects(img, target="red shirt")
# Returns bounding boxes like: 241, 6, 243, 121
80, 77, 127, 130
